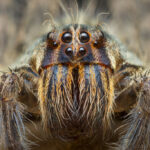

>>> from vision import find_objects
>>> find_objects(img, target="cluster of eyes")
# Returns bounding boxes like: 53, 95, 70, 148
47, 31, 103, 54
61, 32, 90, 43
61, 32, 90, 57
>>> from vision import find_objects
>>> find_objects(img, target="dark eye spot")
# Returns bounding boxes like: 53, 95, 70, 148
93, 31, 105, 49
65, 47, 73, 58
53, 42, 58, 48
93, 41, 98, 47
62, 32, 72, 43
79, 32, 90, 43
47, 32, 58, 49
78, 47, 87, 57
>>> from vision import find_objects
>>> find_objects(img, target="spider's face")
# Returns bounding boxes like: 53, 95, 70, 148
37, 24, 116, 139
42, 24, 111, 70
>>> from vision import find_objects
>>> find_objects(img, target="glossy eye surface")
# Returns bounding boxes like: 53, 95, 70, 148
93, 31, 105, 49
62, 32, 72, 43
78, 47, 87, 57
65, 47, 73, 58
47, 32, 58, 49
79, 32, 90, 43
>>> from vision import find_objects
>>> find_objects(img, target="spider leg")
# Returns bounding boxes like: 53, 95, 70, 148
118, 69, 150, 150
0, 67, 39, 150
0, 72, 28, 150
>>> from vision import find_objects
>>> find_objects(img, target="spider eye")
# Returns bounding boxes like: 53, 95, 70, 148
93, 31, 105, 48
79, 32, 90, 43
47, 32, 58, 49
62, 32, 72, 43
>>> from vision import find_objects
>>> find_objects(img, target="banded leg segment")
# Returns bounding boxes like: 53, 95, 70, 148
0, 73, 27, 150
118, 70, 150, 150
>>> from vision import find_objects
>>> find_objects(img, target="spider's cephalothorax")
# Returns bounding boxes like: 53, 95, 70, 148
0, 23, 150, 150
37, 24, 116, 139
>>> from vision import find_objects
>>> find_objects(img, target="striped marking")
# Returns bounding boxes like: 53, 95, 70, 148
39, 64, 114, 130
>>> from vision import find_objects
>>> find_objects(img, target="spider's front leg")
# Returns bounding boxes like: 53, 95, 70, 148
0, 72, 27, 150
0, 68, 38, 150
118, 69, 150, 150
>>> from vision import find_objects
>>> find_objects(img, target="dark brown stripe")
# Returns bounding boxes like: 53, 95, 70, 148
94, 65, 105, 98
72, 66, 79, 111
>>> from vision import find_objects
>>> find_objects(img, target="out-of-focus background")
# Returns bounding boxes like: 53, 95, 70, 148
0, 0, 150, 70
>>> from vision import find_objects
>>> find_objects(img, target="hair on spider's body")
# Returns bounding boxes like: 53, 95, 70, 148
1, 1, 150, 149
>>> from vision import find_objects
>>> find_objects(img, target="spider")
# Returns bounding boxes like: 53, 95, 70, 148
0, 23, 150, 150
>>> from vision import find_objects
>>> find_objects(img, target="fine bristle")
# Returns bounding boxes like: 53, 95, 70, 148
43, 0, 109, 32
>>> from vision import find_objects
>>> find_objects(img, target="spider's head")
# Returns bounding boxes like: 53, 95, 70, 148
41, 24, 113, 70
33, 24, 123, 140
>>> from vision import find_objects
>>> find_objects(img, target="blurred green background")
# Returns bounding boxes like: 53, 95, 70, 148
0, 0, 150, 70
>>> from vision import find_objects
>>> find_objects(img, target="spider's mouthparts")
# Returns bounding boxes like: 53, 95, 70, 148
38, 63, 114, 139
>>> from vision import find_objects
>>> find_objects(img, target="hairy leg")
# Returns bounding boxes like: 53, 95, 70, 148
118, 70, 150, 150
0, 72, 27, 150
